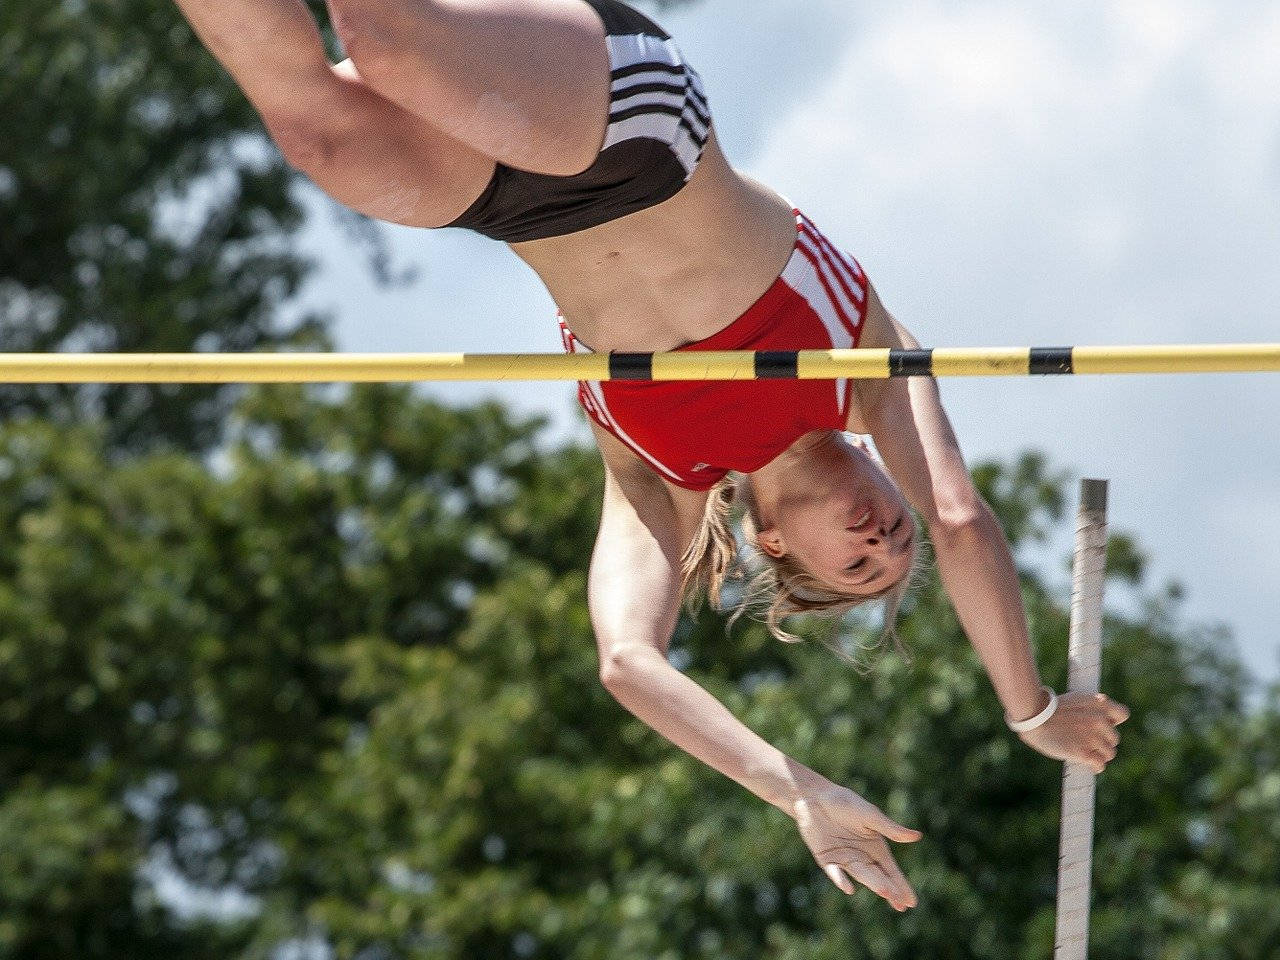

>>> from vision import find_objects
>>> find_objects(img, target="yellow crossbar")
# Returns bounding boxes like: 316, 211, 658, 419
0, 344, 1278, 383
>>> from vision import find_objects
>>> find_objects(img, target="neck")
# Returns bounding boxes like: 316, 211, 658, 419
749, 430, 846, 522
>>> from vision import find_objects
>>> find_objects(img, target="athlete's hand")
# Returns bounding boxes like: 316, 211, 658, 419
1016, 692, 1130, 774
791, 780, 923, 911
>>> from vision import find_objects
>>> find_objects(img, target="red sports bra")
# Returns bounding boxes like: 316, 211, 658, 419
561, 210, 869, 490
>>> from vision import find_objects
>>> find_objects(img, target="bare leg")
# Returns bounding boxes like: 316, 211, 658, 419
173, 0, 496, 226
325, 0, 613, 176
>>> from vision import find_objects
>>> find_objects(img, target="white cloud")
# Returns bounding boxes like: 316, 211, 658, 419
746, 0, 1280, 681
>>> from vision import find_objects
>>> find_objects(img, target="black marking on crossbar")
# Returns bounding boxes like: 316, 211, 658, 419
1029, 347, 1074, 375
754, 351, 800, 379
609, 353, 654, 381
889, 349, 934, 377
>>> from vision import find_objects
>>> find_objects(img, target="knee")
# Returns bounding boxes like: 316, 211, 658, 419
327, 0, 440, 88
266, 117, 341, 178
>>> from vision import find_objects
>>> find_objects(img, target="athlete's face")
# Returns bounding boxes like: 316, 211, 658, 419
754, 437, 917, 596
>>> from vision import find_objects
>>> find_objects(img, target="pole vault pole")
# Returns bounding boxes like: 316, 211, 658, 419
1054, 479, 1109, 960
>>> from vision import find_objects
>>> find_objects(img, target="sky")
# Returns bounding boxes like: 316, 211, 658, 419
291, 0, 1280, 690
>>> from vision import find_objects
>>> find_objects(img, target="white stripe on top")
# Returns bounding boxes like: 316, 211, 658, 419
798, 233, 865, 334
559, 319, 686, 484
782, 225, 858, 416
798, 212, 867, 303
582, 380, 686, 483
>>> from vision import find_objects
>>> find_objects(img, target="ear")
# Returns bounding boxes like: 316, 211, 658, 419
754, 526, 786, 559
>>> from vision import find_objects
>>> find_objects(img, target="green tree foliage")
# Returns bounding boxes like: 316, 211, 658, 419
0, 0, 343, 453
0, 382, 578, 956
1, 393, 1276, 959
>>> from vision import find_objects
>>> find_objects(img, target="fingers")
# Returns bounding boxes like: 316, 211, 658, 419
838, 855, 918, 912
872, 808, 923, 844
1095, 693, 1131, 725
870, 848, 919, 911
1074, 738, 1118, 774
1060, 694, 1129, 774
1091, 695, 1128, 773
1068, 754, 1104, 775
819, 837, 919, 911
823, 859, 910, 911
1069, 733, 1115, 773
1064, 692, 1129, 727
823, 863, 855, 895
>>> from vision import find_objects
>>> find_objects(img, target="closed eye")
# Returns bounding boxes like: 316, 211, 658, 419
845, 557, 868, 572
893, 511, 914, 552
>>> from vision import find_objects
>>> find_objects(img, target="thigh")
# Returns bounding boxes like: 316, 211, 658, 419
326, 0, 612, 176
269, 58, 498, 228
176, 0, 499, 226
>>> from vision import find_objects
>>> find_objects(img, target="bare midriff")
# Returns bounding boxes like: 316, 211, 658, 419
507, 129, 800, 353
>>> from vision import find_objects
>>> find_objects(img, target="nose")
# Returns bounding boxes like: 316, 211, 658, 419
850, 519, 891, 549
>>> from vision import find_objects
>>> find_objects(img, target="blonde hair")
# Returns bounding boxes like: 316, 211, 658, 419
680, 472, 927, 672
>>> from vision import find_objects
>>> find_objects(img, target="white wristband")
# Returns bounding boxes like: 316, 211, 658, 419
1006, 686, 1058, 733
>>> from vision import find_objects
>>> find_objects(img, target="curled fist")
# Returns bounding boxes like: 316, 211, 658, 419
1017, 692, 1130, 774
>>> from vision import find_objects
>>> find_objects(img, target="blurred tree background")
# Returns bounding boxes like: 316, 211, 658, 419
1, 1, 1278, 959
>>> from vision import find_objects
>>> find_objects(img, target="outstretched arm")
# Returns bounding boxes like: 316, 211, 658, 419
587, 424, 922, 910
855, 286, 1127, 771
587, 424, 826, 814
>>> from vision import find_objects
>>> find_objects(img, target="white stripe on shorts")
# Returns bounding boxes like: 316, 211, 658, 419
601, 33, 707, 178
606, 33, 685, 74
